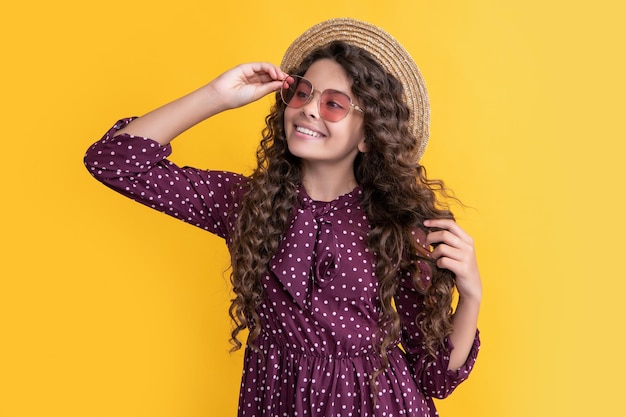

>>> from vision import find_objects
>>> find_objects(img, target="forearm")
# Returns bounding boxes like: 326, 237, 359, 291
447, 295, 481, 370
398, 287, 480, 398
115, 83, 226, 146
112, 62, 286, 146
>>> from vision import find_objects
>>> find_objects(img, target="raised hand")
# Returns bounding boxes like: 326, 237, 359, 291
208, 63, 287, 110
114, 62, 287, 145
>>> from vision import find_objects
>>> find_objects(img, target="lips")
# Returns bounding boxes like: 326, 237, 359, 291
295, 125, 325, 138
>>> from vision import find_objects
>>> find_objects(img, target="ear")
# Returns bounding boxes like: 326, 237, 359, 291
357, 138, 369, 153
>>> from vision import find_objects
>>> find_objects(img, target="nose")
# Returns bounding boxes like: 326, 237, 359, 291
300, 90, 321, 119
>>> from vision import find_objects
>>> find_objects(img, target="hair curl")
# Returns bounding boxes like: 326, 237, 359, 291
227, 41, 457, 374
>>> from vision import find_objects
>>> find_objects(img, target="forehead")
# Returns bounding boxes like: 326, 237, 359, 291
302, 59, 352, 91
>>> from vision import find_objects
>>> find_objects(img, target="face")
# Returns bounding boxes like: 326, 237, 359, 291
283, 59, 366, 170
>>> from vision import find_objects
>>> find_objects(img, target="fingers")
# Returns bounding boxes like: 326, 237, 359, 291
212, 63, 287, 109
424, 219, 472, 258
424, 218, 472, 245
242, 63, 288, 97
429, 236, 472, 270
242, 62, 288, 84
424, 218, 482, 301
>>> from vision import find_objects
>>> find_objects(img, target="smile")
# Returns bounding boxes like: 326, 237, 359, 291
295, 126, 325, 138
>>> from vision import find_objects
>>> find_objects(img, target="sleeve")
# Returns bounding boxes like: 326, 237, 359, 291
83, 118, 246, 240
395, 229, 480, 399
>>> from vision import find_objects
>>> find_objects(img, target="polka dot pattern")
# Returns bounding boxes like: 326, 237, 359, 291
84, 118, 480, 417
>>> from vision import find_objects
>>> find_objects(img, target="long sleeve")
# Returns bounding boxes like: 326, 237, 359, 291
84, 118, 247, 239
395, 230, 480, 399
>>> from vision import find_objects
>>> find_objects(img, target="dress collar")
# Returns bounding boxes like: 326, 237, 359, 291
297, 184, 363, 214
268, 184, 363, 309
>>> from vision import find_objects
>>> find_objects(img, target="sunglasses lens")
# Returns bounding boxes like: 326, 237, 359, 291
280, 75, 357, 122
281, 76, 312, 108
319, 90, 352, 122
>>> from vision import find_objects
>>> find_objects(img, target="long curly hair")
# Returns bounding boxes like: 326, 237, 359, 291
228, 41, 456, 370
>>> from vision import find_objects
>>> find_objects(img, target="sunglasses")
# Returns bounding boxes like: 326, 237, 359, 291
280, 75, 365, 122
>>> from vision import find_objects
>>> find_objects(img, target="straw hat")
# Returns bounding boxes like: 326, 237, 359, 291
281, 18, 430, 160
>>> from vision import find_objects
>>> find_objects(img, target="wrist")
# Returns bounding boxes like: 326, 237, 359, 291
199, 83, 231, 116
457, 291, 482, 308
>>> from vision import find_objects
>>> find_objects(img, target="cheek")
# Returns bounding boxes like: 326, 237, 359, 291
351, 121, 366, 142
283, 107, 298, 124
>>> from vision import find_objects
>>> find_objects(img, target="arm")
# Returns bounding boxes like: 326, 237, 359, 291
424, 218, 482, 371
84, 63, 287, 237
115, 62, 287, 145
396, 226, 481, 399
84, 119, 246, 238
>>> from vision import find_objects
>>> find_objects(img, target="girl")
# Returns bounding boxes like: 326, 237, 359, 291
85, 18, 481, 417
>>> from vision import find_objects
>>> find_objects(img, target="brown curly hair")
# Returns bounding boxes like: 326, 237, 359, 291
228, 41, 456, 372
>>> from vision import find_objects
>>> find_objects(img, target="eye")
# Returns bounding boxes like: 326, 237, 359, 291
294, 83, 311, 97
325, 100, 345, 110
323, 90, 350, 111
295, 89, 310, 99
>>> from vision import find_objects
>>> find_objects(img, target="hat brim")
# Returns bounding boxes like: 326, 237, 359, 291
281, 18, 430, 160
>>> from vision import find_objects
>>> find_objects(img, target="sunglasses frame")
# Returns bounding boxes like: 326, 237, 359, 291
280, 75, 365, 122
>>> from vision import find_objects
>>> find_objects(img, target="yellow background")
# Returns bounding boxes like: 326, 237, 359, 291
1, 1, 624, 416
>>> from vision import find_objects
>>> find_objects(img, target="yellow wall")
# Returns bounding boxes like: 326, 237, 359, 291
1, 1, 624, 416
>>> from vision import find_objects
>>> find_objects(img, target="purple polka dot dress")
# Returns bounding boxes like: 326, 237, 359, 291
85, 119, 480, 416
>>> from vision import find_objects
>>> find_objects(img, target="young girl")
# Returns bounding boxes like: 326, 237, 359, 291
85, 18, 481, 417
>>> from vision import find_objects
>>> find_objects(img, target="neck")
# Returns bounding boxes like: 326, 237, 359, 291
301, 162, 358, 202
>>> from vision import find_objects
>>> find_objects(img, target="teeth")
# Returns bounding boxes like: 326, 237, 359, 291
296, 126, 323, 138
